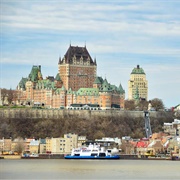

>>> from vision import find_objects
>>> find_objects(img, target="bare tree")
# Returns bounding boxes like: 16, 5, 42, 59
150, 98, 164, 111
1, 88, 18, 105
14, 137, 25, 154
1, 88, 7, 104
138, 100, 148, 111
124, 100, 136, 110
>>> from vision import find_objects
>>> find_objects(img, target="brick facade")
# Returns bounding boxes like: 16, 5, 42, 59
16, 45, 125, 109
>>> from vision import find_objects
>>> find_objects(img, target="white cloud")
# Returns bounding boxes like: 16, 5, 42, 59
1, 0, 180, 107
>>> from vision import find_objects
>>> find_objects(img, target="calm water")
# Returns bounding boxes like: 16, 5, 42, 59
0, 159, 180, 180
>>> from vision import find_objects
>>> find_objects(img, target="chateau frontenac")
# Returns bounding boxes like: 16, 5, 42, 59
17, 45, 125, 109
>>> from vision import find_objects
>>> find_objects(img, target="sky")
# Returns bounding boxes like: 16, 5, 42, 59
0, 0, 180, 108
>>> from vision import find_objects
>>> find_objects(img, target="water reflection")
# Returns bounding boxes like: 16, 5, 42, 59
1, 159, 180, 179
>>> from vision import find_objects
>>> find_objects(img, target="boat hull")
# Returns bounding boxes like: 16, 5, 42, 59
64, 155, 120, 159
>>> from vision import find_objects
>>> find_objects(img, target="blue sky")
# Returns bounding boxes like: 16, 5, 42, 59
0, 0, 180, 108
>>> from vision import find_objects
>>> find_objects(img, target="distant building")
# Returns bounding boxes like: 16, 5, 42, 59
128, 65, 148, 100
39, 139, 46, 154
29, 139, 39, 154
47, 133, 78, 154
78, 136, 87, 147
163, 119, 180, 136
174, 104, 180, 111
16, 45, 125, 109
95, 137, 121, 148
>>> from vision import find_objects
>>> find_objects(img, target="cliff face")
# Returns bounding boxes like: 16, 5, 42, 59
0, 109, 174, 140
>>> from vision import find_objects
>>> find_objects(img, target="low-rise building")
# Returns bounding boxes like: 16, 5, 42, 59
39, 139, 46, 154
45, 133, 78, 154
78, 136, 87, 147
11, 138, 25, 154
3, 138, 12, 152
163, 119, 180, 136
29, 139, 39, 154
95, 137, 121, 148
46, 137, 52, 153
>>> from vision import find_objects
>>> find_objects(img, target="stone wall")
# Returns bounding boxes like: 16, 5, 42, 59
0, 108, 165, 119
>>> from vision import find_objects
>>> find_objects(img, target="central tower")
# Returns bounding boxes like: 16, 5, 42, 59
58, 45, 97, 91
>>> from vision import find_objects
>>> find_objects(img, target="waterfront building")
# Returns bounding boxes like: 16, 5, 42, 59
0, 139, 4, 153
16, 45, 125, 109
134, 139, 149, 155
11, 138, 24, 153
46, 138, 52, 153
63, 133, 78, 153
46, 133, 78, 154
163, 119, 180, 136
78, 136, 87, 147
29, 139, 39, 154
23, 138, 33, 153
95, 137, 122, 148
3, 138, 12, 152
52, 138, 62, 154
147, 140, 164, 153
128, 65, 148, 100
39, 139, 46, 154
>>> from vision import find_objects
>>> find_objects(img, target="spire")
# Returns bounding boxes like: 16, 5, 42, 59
119, 83, 125, 94
61, 85, 66, 91
94, 57, 97, 65
58, 56, 61, 64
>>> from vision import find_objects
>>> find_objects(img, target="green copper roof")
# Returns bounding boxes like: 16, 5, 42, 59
99, 78, 112, 92
131, 65, 145, 74
77, 88, 99, 96
28, 65, 43, 82
67, 88, 73, 94
18, 77, 28, 89
119, 83, 125, 94
36, 79, 56, 90
61, 85, 66, 91
55, 73, 61, 81
93, 76, 102, 84
54, 85, 67, 94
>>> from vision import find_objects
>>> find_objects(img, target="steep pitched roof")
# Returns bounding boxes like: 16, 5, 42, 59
119, 83, 125, 94
60, 45, 96, 65
36, 79, 55, 90
18, 77, 28, 90
46, 76, 54, 82
136, 141, 149, 148
55, 73, 61, 81
28, 65, 43, 82
99, 78, 112, 92
93, 76, 102, 84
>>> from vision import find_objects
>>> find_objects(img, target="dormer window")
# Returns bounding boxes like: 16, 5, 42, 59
80, 56, 83, 64
73, 55, 76, 64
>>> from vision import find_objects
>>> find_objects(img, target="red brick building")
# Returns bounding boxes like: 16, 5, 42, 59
17, 45, 125, 109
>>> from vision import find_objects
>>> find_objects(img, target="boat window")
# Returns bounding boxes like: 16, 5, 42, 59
74, 154, 80, 156
99, 153, 106, 157
91, 153, 98, 156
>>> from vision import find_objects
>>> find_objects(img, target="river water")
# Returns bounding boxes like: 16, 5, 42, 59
0, 159, 180, 180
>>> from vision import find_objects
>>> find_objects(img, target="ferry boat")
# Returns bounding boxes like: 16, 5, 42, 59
64, 143, 120, 159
